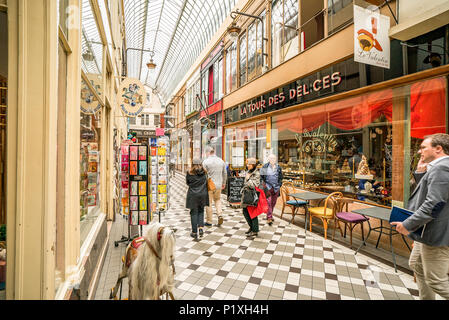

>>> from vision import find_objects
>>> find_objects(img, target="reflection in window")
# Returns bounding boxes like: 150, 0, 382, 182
248, 22, 256, 80
80, 108, 102, 245
226, 42, 237, 93
271, 0, 299, 67
239, 33, 247, 86
327, 0, 353, 35
299, 0, 324, 50
271, 77, 448, 207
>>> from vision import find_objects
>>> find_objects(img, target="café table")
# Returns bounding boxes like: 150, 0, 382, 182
352, 206, 412, 273
288, 191, 329, 231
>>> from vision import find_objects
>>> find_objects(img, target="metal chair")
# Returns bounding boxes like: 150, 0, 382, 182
333, 197, 369, 248
308, 192, 343, 240
280, 182, 307, 223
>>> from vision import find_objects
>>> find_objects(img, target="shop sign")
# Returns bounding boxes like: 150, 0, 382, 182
118, 77, 146, 117
354, 5, 390, 69
201, 40, 224, 70
200, 99, 222, 118
239, 72, 342, 117
132, 129, 156, 137
80, 77, 102, 114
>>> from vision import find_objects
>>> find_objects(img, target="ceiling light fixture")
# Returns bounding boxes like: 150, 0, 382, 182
147, 51, 157, 69
82, 49, 94, 62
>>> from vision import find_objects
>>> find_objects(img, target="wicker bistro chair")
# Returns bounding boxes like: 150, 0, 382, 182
280, 182, 307, 223
308, 192, 343, 240
332, 197, 369, 248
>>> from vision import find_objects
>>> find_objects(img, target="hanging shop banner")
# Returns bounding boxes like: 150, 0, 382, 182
80, 78, 102, 114
119, 77, 146, 117
354, 5, 390, 69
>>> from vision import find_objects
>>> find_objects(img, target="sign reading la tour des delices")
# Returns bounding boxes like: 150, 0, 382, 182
119, 77, 146, 118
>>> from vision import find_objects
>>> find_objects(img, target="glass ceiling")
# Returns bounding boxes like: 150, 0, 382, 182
124, 0, 237, 104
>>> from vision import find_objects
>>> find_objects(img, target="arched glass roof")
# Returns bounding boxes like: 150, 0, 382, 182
124, 0, 237, 104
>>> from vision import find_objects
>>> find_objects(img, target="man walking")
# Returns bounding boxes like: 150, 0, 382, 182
392, 133, 449, 300
202, 146, 227, 227
260, 154, 283, 226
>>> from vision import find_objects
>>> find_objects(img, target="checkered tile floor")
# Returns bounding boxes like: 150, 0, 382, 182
95, 172, 421, 300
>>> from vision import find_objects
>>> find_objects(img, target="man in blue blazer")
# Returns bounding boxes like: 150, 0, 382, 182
392, 133, 449, 300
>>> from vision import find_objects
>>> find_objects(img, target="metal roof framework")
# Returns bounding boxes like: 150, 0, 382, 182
123, 0, 237, 104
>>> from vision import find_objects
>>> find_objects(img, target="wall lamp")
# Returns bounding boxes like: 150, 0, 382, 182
125, 47, 157, 70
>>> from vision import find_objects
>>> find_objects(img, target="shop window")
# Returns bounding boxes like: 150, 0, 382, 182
56, 38, 68, 290
299, 0, 324, 51
405, 77, 448, 203
58, 0, 70, 40
257, 12, 266, 75
239, 33, 247, 86
272, 0, 299, 67
327, 0, 353, 36
218, 58, 223, 100
201, 72, 208, 106
271, 77, 448, 206
212, 59, 223, 103
80, 108, 102, 245
406, 25, 448, 75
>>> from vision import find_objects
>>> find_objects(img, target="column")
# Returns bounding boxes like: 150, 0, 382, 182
7, 0, 58, 299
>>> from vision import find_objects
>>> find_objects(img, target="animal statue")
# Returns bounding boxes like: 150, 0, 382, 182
110, 222, 176, 300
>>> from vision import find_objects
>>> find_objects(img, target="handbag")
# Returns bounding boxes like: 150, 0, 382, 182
207, 177, 216, 191
241, 186, 259, 207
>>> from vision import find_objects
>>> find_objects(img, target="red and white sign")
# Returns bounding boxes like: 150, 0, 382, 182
354, 5, 390, 69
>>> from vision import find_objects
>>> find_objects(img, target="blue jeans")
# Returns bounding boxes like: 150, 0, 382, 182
190, 207, 204, 233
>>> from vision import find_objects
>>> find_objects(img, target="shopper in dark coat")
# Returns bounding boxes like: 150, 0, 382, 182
186, 161, 209, 240
242, 158, 261, 238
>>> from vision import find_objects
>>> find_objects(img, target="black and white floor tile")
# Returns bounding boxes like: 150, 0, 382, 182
96, 172, 421, 300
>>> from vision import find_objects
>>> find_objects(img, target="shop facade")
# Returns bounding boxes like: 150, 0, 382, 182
4, 0, 128, 299
224, 54, 448, 208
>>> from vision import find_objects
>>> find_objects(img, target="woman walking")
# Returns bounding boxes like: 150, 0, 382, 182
260, 154, 283, 226
186, 161, 209, 240
241, 158, 261, 238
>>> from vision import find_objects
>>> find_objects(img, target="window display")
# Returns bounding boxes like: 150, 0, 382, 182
271, 76, 447, 206
80, 110, 102, 245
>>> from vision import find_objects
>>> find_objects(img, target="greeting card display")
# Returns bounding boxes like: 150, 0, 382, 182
128, 144, 149, 226
149, 136, 170, 218
120, 141, 132, 216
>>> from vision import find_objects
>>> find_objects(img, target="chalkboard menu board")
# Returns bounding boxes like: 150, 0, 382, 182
228, 177, 244, 204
